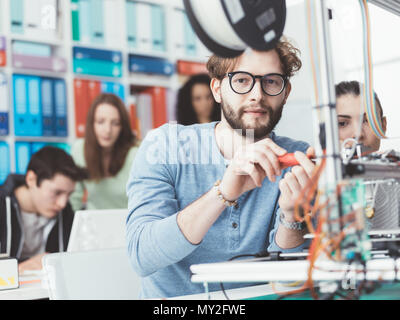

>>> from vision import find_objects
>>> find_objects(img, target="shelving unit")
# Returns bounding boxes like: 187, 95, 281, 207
0, 0, 211, 182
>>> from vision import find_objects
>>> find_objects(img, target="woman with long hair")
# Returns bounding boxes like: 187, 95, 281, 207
176, 73, 220, 125
70, 93, 139, 210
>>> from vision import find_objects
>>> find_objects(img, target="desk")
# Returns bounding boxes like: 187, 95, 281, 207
171, 282, 400, 300
247, 282, 400, 300
169, 283, 305, 300
0, 272, 48, 300
190, 256, 400, 283
190, 256, 400, 300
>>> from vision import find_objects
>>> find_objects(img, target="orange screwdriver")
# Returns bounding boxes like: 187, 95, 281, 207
278, 153, 316, 169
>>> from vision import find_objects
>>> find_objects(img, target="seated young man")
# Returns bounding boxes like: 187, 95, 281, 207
0, 146, 87, 272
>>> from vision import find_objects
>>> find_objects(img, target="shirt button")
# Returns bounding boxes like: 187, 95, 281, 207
232, 222, 238, 229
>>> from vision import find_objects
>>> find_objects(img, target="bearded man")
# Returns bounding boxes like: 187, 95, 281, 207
126, 39, 316, 299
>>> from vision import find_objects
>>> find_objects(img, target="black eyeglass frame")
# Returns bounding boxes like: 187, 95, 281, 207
225, 71, 288, 96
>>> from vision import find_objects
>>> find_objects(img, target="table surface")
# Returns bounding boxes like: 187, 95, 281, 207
247, 282, 400, 300
0, 271, 48, 300
169, 283, 306, 300
2, 265, 400, 300
189, 256, 400, 300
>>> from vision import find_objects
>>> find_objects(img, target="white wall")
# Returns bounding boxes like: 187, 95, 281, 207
274, 0, 315, 146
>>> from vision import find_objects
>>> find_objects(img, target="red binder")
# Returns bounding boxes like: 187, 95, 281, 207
87, 80, 101, 106
144, 87, 167, 129
129, 103, 140, 139
73, 79, 90, 137
0, 51, 6, 66
177, 60, 207, 76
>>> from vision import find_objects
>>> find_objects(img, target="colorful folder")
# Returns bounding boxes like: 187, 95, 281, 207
73, 78, 90, 137
176, 60, 207, 76
41, 77, 55, 136
79, 0, 91, 43
54, 79, 68, 137
73, 46, 121, 63
146, 86, 167, 129
26, 75, 43, 136
131, 86, 168, 139
150, 4, 166, 52
0, 73, 9, 135
0, 36, 6, 66
101, 81, 125, 101
71, 0, 80, 41
13, 74, 43, 137
89, 0, 104, 44
15, 141, 71, 175
13, 74, 28, 136
126, 0, 137, 48
10, 0, 24, 34
129, 54, 174, 76
73, 46, 122, 77
183, 12, 197, 56
0, 141, 10, 184
15, 141, 31, 174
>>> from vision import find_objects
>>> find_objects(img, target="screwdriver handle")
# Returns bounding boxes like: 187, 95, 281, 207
278, 153, 315, 169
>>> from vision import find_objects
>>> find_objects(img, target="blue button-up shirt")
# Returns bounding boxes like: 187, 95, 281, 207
126, 121, 309, 298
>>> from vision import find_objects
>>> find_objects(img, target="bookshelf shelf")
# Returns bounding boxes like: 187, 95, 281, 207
0, 0, 211, 183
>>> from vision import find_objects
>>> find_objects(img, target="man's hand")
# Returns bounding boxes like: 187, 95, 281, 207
278, 147, 316, 222
18, 253, 47, 273
219, 138, 287, 201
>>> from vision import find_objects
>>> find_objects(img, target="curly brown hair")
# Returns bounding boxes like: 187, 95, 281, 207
206, 37, 302, 80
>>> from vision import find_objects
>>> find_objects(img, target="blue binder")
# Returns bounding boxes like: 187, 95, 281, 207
129, 55, 174, 76
183, 13, 197, 56
150, 4, 165, 52
26, 76, 43, 136
90, 0, 105, 44
73, 58, 122, 77
101, 81, 125, 101
31, 142, 47, 154
13, 74, 28, 136
13, 75, 43, 136
79, 0, 91, 43
41, 78, 55, 136
0, 141, 10, 185
12, 41, 52, 57
15, 141, 31, 174
73, 46, 122, 63
10, 0, 24, 34
0, 73, 8, 135
126, 0, 137, 48
0, 112, 8, 136
48, 142, 71, 154
53, 78, 68, 137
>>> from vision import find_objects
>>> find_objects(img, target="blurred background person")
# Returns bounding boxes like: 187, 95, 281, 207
176, 73, 220, 125
0, 146, 87, 272
336, 81, 395, 232
335, 80, 386, 153
70, 93, 139, 210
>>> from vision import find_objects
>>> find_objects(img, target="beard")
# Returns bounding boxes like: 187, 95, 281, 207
220, 98, 284, 140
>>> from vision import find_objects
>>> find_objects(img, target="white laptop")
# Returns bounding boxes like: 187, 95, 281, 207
42, 248, 141, 300
67, 209, 128, 252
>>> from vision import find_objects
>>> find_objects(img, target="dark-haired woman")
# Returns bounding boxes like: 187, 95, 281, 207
70, 93, 139, 210
176, 73, 220, 125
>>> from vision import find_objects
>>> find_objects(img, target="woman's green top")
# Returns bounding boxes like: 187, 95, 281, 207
70, 139, 139, 211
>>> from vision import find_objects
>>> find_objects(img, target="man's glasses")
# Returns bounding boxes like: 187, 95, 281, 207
226, 71, 287, 96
